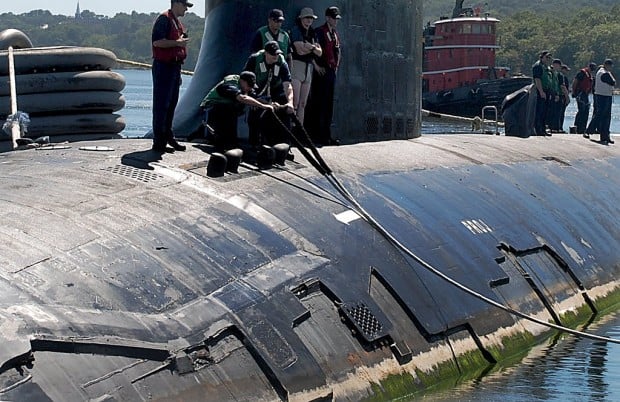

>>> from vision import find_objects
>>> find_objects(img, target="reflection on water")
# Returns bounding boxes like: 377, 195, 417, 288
417, 311, 620, 401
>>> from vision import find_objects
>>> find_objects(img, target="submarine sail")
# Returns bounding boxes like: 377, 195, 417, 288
173, 1, 423, 143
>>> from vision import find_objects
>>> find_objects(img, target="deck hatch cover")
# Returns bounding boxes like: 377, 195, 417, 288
341, 302, 387, 342
103, 165, 164, 183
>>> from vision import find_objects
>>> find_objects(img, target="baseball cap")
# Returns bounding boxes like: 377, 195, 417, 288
269, 9, 285, 21
539, 50, 550, 58
604, 59, 613, 66
173, 0, 193, 8
325, 6, 341, 19
264, 41, 283, 56
299, 7, 318, 19
589, 62, 598, 70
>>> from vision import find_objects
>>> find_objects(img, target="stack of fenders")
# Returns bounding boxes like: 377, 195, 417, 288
0, 29, 126, 147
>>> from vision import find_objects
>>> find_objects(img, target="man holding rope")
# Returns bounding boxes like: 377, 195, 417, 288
200, 71, 274, 150
243, 41, 295, 147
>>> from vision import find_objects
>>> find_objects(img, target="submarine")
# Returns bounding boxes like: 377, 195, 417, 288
1, 1, 620, 401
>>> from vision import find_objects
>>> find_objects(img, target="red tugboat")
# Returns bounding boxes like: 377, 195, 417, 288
422, 0, 531, 117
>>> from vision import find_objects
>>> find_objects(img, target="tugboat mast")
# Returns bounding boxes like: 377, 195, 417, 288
452, 0, 465, 18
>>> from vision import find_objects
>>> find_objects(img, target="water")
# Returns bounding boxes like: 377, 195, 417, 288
119, 68, 194, 138
419, 312, 620, 402
423, 95, 620, 135
118, 69, 620, 400
118, 68, 619, 137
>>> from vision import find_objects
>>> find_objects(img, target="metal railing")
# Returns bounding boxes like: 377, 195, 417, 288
481, 105, 499, 135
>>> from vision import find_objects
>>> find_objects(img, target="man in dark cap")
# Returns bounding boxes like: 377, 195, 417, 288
150, 0, 193, 153
251, 9, 292, 64
305, 6, 342, 145
200, 71, 274, 150
244, 41, 295, 147
586, 59, 616, 144
572, 62, 598, 136
532, 50, 553, 135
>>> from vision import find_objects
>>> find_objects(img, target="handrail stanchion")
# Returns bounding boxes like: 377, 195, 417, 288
8, 46, 21, 149
481, 105, 499, 135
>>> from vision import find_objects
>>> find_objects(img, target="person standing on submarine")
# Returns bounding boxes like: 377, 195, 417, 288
305, 6, 342, 146
244, 41, 295, 147
251, 9, 293, 65
290, 7, 322, 125
150, 0, 192, 153
586, 59, 616, 145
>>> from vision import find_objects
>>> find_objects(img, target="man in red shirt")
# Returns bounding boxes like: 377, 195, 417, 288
151, 0, 192, 153
306, 6, 341, 146
572, 62, 597, 136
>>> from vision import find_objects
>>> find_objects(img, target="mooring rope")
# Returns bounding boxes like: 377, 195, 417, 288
116, 59, 194, 76
268, 109, 620, 345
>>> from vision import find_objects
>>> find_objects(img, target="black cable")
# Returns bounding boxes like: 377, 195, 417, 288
289, 114, 332, 175
268, 110, 620, 344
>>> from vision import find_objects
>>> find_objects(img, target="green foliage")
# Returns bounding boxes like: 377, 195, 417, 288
424, 0, 620, 22
496, 6, 620, 74
0, 10, 205, 70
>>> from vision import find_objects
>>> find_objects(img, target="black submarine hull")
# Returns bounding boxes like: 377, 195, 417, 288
1, 1, 619, 400
0, 136, 619, 400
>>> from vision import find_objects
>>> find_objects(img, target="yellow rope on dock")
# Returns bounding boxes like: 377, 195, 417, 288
116, 59, 194, 76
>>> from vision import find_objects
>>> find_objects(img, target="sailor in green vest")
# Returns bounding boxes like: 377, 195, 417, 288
250, 9, 293, 64
244, 41, 295, 147
532, 50, 554, 136
200, 71, 274, 150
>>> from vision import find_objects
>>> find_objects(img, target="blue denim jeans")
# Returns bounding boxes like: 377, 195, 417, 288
587, 94, 612, 140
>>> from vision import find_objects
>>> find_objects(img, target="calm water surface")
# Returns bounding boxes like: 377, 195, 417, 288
119, 68, 620, 137
118, 68, 620, 401
418, 312, 620, 401
423, 96, 620, 135
119, 68, 194, 138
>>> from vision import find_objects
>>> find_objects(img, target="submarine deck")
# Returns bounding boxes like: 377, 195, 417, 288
1, 134, 619, 401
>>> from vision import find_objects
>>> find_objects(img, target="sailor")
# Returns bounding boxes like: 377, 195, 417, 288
200, 71, 274, 150
548, 59, 569, 133
305, 6, 342, 145
532, 50, 553, 136
250, 9, 293, 64
150, 0, 193, 153
559, 64, 571, 133
244, 41, 295, 147
586, 59, 616, 145
573, 63, 597, 136
290, 7, 322, 124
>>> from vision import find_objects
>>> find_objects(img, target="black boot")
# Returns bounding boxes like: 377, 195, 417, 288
168, 138, 186, 151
